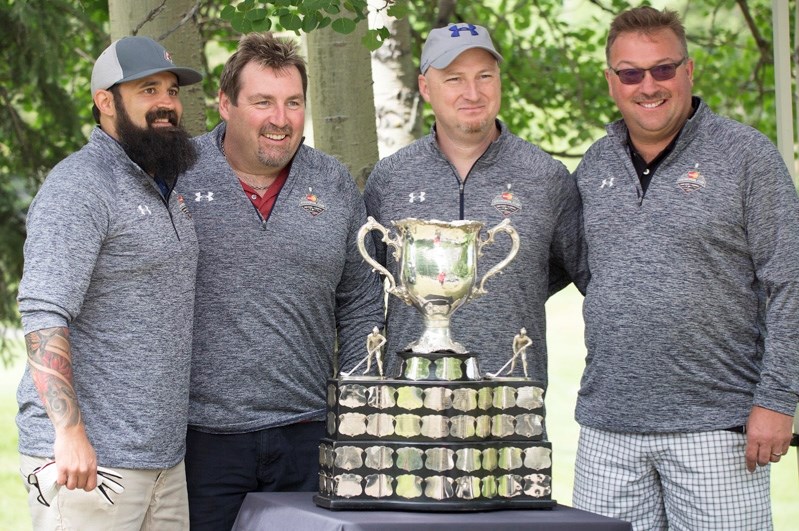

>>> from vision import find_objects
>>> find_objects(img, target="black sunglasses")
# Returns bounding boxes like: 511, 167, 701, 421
610, 58, 687, 85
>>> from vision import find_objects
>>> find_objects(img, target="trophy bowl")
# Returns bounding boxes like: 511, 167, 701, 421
357, 217, 519, 354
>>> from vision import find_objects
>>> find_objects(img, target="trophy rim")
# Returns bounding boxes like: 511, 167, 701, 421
391, 217, 485, 230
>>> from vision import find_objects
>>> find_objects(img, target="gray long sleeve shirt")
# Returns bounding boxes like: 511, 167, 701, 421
179, 124, 384, 433
363, 121, 588, 383
574, 98, 799, 432
16, 127, 198, 469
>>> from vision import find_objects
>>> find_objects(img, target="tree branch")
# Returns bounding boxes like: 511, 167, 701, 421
735, 0, 772, 63
132, 1, 167, 36
158, 1, 203, 41
436, 0, 456, 27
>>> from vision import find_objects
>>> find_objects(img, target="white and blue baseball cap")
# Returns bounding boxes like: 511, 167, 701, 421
91, 36, 202, 95
420, 24, 503, 74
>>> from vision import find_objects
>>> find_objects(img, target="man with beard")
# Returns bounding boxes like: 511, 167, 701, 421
363, 25, 588, 382
177, 33, 384, 530
16, 36, 202, 530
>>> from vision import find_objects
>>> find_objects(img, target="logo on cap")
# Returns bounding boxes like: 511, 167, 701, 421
449, 24, 479, 37
164, 50, 173, 64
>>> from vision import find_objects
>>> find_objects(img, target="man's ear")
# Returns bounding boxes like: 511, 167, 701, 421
418, 74, 431, 103
219, 90, 231, 121
93, 89, 115, 118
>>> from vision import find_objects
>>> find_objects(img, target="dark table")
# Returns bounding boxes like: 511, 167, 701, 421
231, 492, 633, 531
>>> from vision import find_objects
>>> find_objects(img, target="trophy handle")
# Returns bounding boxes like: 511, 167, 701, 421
357, 217, 410, 302
473, 219, 520, 298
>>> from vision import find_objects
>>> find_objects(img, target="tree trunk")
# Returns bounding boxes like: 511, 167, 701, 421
108, 0, 206, 136
306, 21, 379, 189
370, 1, 424, 157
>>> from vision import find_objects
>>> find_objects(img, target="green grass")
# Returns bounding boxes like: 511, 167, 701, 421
1, 286, 796, 529
1, 336, 31, 531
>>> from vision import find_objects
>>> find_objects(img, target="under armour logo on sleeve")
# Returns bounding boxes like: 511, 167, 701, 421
195, 192, 214, 202
600, 178, 615, 189
409, 191, 426, 203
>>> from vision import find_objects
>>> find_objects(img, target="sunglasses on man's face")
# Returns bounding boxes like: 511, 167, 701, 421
610, 58, 687, 85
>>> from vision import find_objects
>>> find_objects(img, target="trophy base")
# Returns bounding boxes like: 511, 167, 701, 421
313, 493, 556, 512
316, 357, 553, 512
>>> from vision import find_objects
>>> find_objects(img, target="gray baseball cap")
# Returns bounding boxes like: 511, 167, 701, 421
420, 24, 503, 74
91, 36, 203, 95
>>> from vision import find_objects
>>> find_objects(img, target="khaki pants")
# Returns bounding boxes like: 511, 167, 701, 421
20, 454, 189, 531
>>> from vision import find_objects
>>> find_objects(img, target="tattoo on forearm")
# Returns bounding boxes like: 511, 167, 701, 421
26, 328, 81, 429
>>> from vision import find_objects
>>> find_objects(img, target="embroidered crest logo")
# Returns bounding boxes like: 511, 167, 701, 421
491, 184, 521, 216
676, 164, 706, 193
300, 187, 325, 216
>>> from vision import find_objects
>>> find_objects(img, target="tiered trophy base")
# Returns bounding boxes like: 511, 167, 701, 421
314, 351, 556, 511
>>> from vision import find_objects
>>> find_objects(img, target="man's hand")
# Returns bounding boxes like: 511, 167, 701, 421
745, 405, 794, 472
54, 423, 98, 491
28, 460, 125, 507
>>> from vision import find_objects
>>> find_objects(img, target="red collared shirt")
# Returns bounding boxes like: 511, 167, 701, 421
239, 165, 289, 219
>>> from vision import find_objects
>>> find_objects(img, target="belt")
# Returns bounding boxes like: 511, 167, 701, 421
723, 425, 746, 434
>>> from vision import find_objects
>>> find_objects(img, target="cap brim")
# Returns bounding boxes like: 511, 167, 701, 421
118, 66, 203, 87
426, 45, 503, 72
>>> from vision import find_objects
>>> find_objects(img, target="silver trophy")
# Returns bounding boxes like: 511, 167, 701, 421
357, 217, 519, 354
318, 217, 556, 512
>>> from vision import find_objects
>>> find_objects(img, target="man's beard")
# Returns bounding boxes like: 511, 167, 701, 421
256, 125, 296, 169
113, 95, 197, 189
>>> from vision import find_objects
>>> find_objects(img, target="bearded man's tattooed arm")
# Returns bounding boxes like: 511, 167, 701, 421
26, 327, 82, 429
26, 327, 98, 490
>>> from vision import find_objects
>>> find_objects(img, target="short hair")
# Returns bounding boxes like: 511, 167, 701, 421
606, 6, 688, 64
219, 32, 308, 105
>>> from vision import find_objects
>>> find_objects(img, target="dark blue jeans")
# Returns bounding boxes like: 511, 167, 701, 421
185, 421, 325, 531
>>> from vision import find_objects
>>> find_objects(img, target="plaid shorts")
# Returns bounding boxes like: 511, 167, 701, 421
572, 426, 772, 531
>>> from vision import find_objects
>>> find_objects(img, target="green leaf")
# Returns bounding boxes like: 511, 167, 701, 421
279, 13, 303, 31
387, 2, 409, 19
220, 5, 236, 21
350, 0, 368, 12
251, 17, 272, 32
318, 16, 332, 29
231, 12, 252, 33
302, 12, 320, 33
246, 8, 268, 21
304, 0, 329, 10
362, 30, 382, 52
238, 0, 255, 11
331, 17, 356, 34
324, 3, 340, 15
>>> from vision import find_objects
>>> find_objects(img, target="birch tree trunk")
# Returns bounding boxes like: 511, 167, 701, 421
306, 21, 379, 189
108, 0, 207, 136
369, 1, 424, 157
